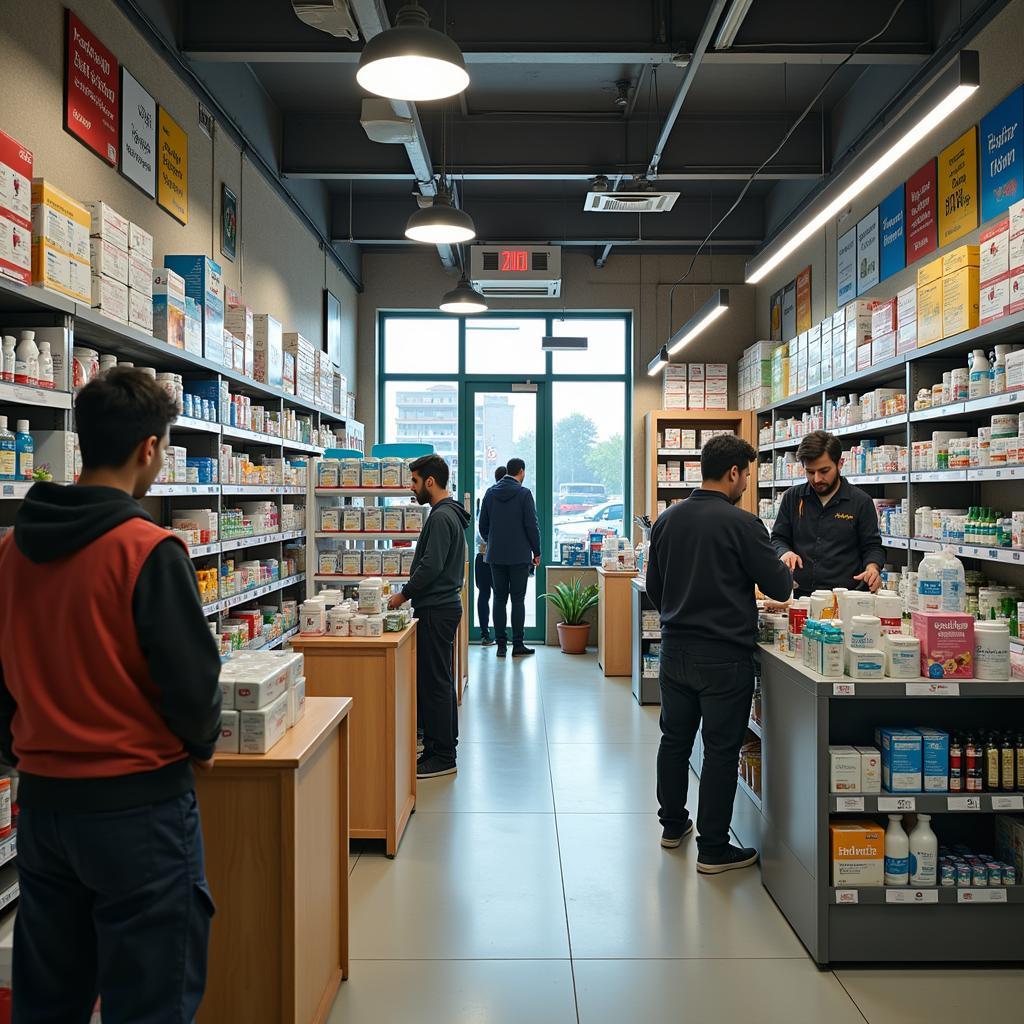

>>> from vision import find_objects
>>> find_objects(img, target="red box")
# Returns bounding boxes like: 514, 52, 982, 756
911, 610, 975, 679
0, 128, 32, 285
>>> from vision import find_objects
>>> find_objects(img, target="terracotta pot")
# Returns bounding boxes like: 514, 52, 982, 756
556, 622, 590, 655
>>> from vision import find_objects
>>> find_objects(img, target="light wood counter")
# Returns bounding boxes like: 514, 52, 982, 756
596, 567, 638, 676
291, 624, 417, 857
197, 696, 352, 1024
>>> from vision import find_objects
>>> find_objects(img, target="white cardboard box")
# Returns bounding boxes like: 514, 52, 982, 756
91, 274, 128, 322
232, 661, 290, 710
239, 691, 288, 754
83, 201, 129, 252
88, 237, 128, 285
128, 287, 153, 333
854, 745, 882, 793
216, 710, 240, 753
128, 221, 153, 262
829, 745, 861, 792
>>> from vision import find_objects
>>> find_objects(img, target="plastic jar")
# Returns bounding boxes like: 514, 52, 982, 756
975, 621, 1010, 680
885, 635, 920, 678
350, 614, 369, 637
849, 615, 882, 650
327, 606, 351, 636
72, 347, 99, 389
99, 353, 118, 374
299, 599, 326, 636
810, 590, 834, 620
366, 615, 384, 637
874, 591, 904, 634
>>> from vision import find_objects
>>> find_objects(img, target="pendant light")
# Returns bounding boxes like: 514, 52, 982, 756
439, 274, 488, 314
356, 2, 469, 103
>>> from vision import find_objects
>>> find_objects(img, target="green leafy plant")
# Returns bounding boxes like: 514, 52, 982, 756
540, 577, 599, 625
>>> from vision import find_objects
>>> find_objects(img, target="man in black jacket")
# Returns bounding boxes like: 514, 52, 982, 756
389, 454, 469, 778
647, 434, 792, 873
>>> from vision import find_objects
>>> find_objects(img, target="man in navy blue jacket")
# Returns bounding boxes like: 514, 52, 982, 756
478, 457, 542, 657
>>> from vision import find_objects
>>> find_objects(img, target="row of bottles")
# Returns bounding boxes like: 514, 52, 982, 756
884, 813, 937, 886
1, 331, 55, 390
963, 507, 1005, 548
969, 345, 1015, 399
949, 732, 1024, 793
0, 417, 33, 481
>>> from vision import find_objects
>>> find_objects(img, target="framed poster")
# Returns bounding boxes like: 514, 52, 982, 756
324, 289, 342, 364
64, 10, 119, 166
837, 227, 857, 306
980, 86, 1023, 222
769, 289, 783, 341
938, 126, 978, 247
856, 207, 880, 295
781, 281, 797, 341
906, 159, 938, 262
878, 185, 906, 282
795, 266, 812, 333
157, 105, 188, 225
119, 67, 156, 196
221, 184, 237, 261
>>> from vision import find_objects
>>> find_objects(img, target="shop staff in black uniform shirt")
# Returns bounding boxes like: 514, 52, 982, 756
770, 430, 885, 597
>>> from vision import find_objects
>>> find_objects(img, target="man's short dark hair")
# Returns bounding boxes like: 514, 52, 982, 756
75, 367, 178, 469
797, 430, 843, 466
494, 465, 507, 481
410, 453, 450, 489
506, 457, 525, 477
700, 434, 757, 482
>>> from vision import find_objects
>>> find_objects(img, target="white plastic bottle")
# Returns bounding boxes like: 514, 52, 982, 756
992, 344, 1011, 394
969, 348, 991, 399
884, 814, 909, 886
14, 331, 38, 388
937, 546, 966, 612
1, 336, 14, 384
909, 814, 938, 887
36, 342, 54, 390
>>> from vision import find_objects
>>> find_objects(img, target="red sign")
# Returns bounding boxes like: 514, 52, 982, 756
64, 10, 119, 166
500, 249, 529, 272
906, 159, 937, 262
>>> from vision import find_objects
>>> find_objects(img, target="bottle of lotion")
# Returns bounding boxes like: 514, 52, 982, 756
14, 331, 38, 388
884, 814, 909, 885
0, 417, 15, 481
909, 814, 938, 886
15, 420, 32, 481
1, 336, 14, 384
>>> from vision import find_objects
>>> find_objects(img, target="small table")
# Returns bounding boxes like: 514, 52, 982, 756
597, 567, 638, 676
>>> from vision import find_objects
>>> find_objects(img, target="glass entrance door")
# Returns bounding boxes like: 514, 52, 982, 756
461, 382, 548, 643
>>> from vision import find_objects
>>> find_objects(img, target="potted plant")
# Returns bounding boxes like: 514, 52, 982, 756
541, 577, 599, 654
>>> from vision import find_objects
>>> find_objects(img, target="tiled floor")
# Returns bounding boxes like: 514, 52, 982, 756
330, 647, 1023, 1023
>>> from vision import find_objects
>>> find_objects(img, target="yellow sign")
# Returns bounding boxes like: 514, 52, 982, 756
157, 105, 188, 225
938, 125, 977, 247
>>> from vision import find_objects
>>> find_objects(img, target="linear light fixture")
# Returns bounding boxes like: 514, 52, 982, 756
667, 288, 729, 356
745, 50, 979, 285
713, 0, 755, 49
647, 345, 669, 377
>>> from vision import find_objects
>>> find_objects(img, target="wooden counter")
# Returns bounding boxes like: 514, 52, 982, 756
291, 624, 417, 857
597, 567, 637, 676
197, 696, 352, 1024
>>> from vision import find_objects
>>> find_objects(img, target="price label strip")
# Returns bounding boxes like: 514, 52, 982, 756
947, 796, 982, 811
835, 890, 859, 905
878, 796, 916, 812
957, 888, 1007, 904
836, 796, 865, 812
885, 889, 939, 904
991, 795, 1024, 811
905, 682, 960, 697
832, 682, 856, 696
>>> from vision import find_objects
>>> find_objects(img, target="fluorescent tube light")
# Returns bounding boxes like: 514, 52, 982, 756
713, 0, 755, 50
647, 345, 669, 376
666, 288, 729, 356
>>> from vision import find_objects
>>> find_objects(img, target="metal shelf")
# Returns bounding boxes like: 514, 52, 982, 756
315, 531, 420, 541
150, 483, 220, 496
221, 484, 305, 496
657, 448, 701, 456
188, 542, 219, 558
221, 424, 283, 446
313, 574, 410, 583
909, 401, 965, 423
844, 473, 907, 485
0, 832, 15, 869
908, 540, 1024, 565
314, 488, 411, 498
830, 792, 1024, 814
248, 624, 300, 652
829, 886, 1024, 905
202, 572, 306, 616
910, 469, 967, 483
881, 535, 910, 549
281, 439, 321, 454
0, 382, 73, 409
827, 413, 907, 438
220, 529, 306, 553
170, 416, 220, 435
969, 465, 1024, 481
737, 776, 762, 812
657, 481, 697, 490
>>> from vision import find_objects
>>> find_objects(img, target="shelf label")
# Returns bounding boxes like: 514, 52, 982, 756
947, 796, 982, 811
878, 796, 916, 812
833, 682, 856, 696
835, 889, 859, 904
991, 795, 1024, 811
957, 888, 1007, 904
885, 888, 938, 904
905, 682, 960, 696
836, 796, 865, 812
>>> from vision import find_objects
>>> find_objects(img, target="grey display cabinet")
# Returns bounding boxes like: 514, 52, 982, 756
631, 577, 661, 705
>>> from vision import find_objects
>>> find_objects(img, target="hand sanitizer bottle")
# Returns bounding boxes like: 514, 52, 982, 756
884, 814, 909, 885
0, 417, 15, 481
909, 813, 938, 886
15, 420, 33, 481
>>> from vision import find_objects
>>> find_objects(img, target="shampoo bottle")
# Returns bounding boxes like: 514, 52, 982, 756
15, 420, 32, 481
884, 814, 909, 885
909, 814, 938, 887
0, 417, 15, 481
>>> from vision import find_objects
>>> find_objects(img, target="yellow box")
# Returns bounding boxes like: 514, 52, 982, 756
942, 266, 980, 337
30, 179, 91, 262
31, 239, 90, 303
941, 244, 980, 276
830, 820, 884, 887
917, 256, 944, 288
917, 279, 943, 347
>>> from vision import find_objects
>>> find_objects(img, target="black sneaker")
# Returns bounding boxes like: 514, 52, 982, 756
697, 844, 759, 874
496, 644, 507, 658
417, 755, 457, 779
511, 644, 535, 657
480, 635, 495, 647
660, 819, 694, 849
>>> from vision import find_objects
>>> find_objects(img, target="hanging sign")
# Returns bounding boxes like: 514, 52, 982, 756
837, 227, 856, 305
119, 67, 156, 196
64, 10, 119, 166
980, 86, 1023, 222
795, 266, 812, 332
769, 288, 783, 341
781, 280, 796, 341
157, 106, 188, 225
878, 184, 906, 282
938, 125, 978, 247
856, 207, 880, 295
906, 159, 938, 262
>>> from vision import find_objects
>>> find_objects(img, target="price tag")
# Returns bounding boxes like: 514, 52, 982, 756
878, 796, 916, 812
836, 796, 865, 812
835, 890, 859, 904
885, 889, 938, 904
833, 682, 856, 696
991, 795, 1024, 811
947, 796, 982, 811
957, 888, 1007, 904
905, 682, 960, 696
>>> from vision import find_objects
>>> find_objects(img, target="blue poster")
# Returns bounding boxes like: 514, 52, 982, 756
980, 86, 1023, 222
879, 185, 906, 282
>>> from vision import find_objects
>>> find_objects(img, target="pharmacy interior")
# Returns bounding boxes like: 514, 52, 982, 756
2, 0, 1024, 1021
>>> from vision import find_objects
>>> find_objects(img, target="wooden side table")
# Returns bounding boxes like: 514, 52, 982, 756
597, 567, 638, 676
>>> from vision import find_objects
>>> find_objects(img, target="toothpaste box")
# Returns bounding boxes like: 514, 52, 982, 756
829, 746, 861, 793
916, 727, 949, 791
215, 710, 239, 754
239, 691, 288, 754
831, 820, 884, 886
880, 727, 923, 792
911, 610, 976, 678
854, 746, 882, 793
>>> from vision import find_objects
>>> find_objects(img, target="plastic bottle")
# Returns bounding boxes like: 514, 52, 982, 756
0, 417, 15, 481
14, 331, 38, 388
992, 344, 1011, 393
15, 420, 32, 481
1, 336, 14, 384
884, 814, 910, 885
36, 341, 54, 390
909, 814, 938, 886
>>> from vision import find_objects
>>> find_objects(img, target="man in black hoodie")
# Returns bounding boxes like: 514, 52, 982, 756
388, 454, 469, 778
646, 434, 792, 874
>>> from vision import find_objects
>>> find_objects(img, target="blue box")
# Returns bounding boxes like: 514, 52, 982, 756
560, 541, 587, 566
164, 256, 224, 364
187, 457, 217, 484
880, 727, 922, 792
916, 728, 949, 791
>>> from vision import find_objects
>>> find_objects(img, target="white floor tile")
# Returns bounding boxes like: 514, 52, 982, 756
547, 742, 660, 813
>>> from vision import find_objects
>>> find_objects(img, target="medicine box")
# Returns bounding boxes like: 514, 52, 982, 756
128, 221, 153, 262
916, 279, 943, 347
829, 746, 861, 792
846, 647, 884, 679
89, 237, 128, 285
252, 314, 283, 388
83, 201, 129, 252
286, 676, 306, 728
981, 273, 1009, 325
270, 651, 304, 687
941, 244, 979, 276
854, 746, 882, 793
916, 728, 949, 791
153, 268, 186, 349
164, 255, 224, 364
342, 550, 363, 575
224, 303, 254, 345
981, 220, 1009, 283
830, 820, 884, 886
363, 550, 383, 575
32, 241, 90, 303
128, 254, 152, 297
942, 266, 980, 337
232, 660, 290, 711
216, 710, 239, 754
880, 727, 922, 792
239, 691, 288, 754
363, 507, 384, 532
911, 610, 975, 678
0, 129, 32, 285
91, 274, 129, 323
128, 288, 153, 334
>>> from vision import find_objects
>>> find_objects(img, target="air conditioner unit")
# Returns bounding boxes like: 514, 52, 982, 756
584, 190, 679, 213
291, 0, 358, 39
469, 245, 561, 298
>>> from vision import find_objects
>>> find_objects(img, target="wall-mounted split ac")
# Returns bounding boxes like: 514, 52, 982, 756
469, 245, 561, 298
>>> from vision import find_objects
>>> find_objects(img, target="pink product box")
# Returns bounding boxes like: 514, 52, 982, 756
911, 611, 975, 679
981, 273, 1010, 325
980, 219, 1010, 283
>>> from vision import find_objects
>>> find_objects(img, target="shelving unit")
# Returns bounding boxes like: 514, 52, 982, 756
630, 577, 661, 705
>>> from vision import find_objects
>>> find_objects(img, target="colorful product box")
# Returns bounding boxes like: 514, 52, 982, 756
980, 219, 1010, 283
31, 241, 90, 303
942, 266, 980, 337
831, 820, 884, 887
880, 727, 922, 792
164, 255, 224, 364
32, 185, 90, 265
980, 273, 1010, 325
941, 244, 979, 275
917, 256, 943, 287
153, 268, 186, 349
911, 610, 975, 679
0, 129, 32, 285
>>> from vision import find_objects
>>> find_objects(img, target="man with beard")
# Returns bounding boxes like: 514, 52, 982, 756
646, 434, 791, 873
770, 430, 884, 598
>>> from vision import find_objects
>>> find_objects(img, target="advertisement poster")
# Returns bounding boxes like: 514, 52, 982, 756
221, 183, 237, 261
119, 67, 156, 196
878, 184, 906, 282
64, 10, 119, 166
769, 289, 783, 341
856, 207, 880, 295
906, 159, 938, 262
157, 106, 188, 225
795, 266, 812, 333
980, 86, 1023, 222
781, 281, 796, 341
938, 125, 978, 247
837, 226, 857, 306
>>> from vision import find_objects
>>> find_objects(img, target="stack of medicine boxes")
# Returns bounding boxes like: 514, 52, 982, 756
284, 332, 316, 404
84, 202, 130, 328
217, 649, 306, 754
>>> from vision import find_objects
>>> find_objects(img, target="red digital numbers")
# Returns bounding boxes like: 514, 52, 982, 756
500, 249, 529, 272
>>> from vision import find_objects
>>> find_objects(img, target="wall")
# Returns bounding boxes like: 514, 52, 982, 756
0, 0, 356, 386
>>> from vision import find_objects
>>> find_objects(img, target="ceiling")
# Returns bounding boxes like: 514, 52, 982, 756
161, 0, 1005, 272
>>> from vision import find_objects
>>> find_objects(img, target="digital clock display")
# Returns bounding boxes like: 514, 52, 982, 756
500, 249, 529, 272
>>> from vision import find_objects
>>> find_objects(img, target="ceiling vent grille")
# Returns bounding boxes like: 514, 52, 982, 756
532, 251, 549, 271
482, 251, 500, 272
584, 190, 680, 213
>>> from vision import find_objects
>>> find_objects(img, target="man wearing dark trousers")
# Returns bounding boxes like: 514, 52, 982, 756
646, 434, 792, 874
475, 465, 507, 646
389, 454, 469, 779
0, 368, 223, 1022
478, 456, 542, 658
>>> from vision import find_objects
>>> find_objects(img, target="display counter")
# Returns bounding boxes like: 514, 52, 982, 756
291, 624, 417, 856
596, 567, 637, 677
630, 578, 661, 704
197, 696, 352, 1024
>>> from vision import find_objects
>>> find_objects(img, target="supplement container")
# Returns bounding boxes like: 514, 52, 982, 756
350, 614, 369, 637
838, 590, 874, 625
847, 648, 884, 679
874, 591, 903, 634
318, 460, 340, 488
360, 458, 382, 488
299, 599, 326, 636
885, 635, 920, 678
340, 459, 362, 487
849, 615, 882, 650
403, 506, 425, 532
358, 577, 385, 614
810, 590, 835, 619
975, 621, 1010, 680
327, 606, 351, 636
366, 615, 385, 637
362, 550, 383, 576
381, 458, 403, 488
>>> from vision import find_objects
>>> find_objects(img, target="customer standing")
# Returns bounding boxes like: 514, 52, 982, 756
478, 456, 542, 658
0, 368, 223, 1022
646, 434, 792, 873
389, 454, 469, 779
770, 430, 885, 597
475, 465, 507, 646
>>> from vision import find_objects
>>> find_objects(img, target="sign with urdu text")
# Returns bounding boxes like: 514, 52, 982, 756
938, 125, 978, 246
856, 207, 880, 295
157, 106, 188, 224
878, 184, 906, 282
906, 159, 937, 262
837, 227, 856, 305
980, 86, 1023, 222
64, 10, 119, 166
119, 67, 156, 197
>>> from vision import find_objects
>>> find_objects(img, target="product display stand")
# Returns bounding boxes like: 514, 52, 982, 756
290, 624, 418, 857
196, 696, 352, 1024
597, 566, 637, 677
630, 578, 661, 705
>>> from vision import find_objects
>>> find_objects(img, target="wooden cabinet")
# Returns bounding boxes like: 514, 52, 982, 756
596, 567, 637, 676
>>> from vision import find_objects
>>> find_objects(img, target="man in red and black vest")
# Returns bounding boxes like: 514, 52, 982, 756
0, 367, 222, 1022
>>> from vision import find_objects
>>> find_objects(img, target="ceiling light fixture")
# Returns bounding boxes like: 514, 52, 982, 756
745, 51, 979, 285
405, 181, 476, 243
667, 288, 729, 356
713, 0, 755, 50
356, 1, 469, 102
647, 345, 670, 377
439, 274, 488, 314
